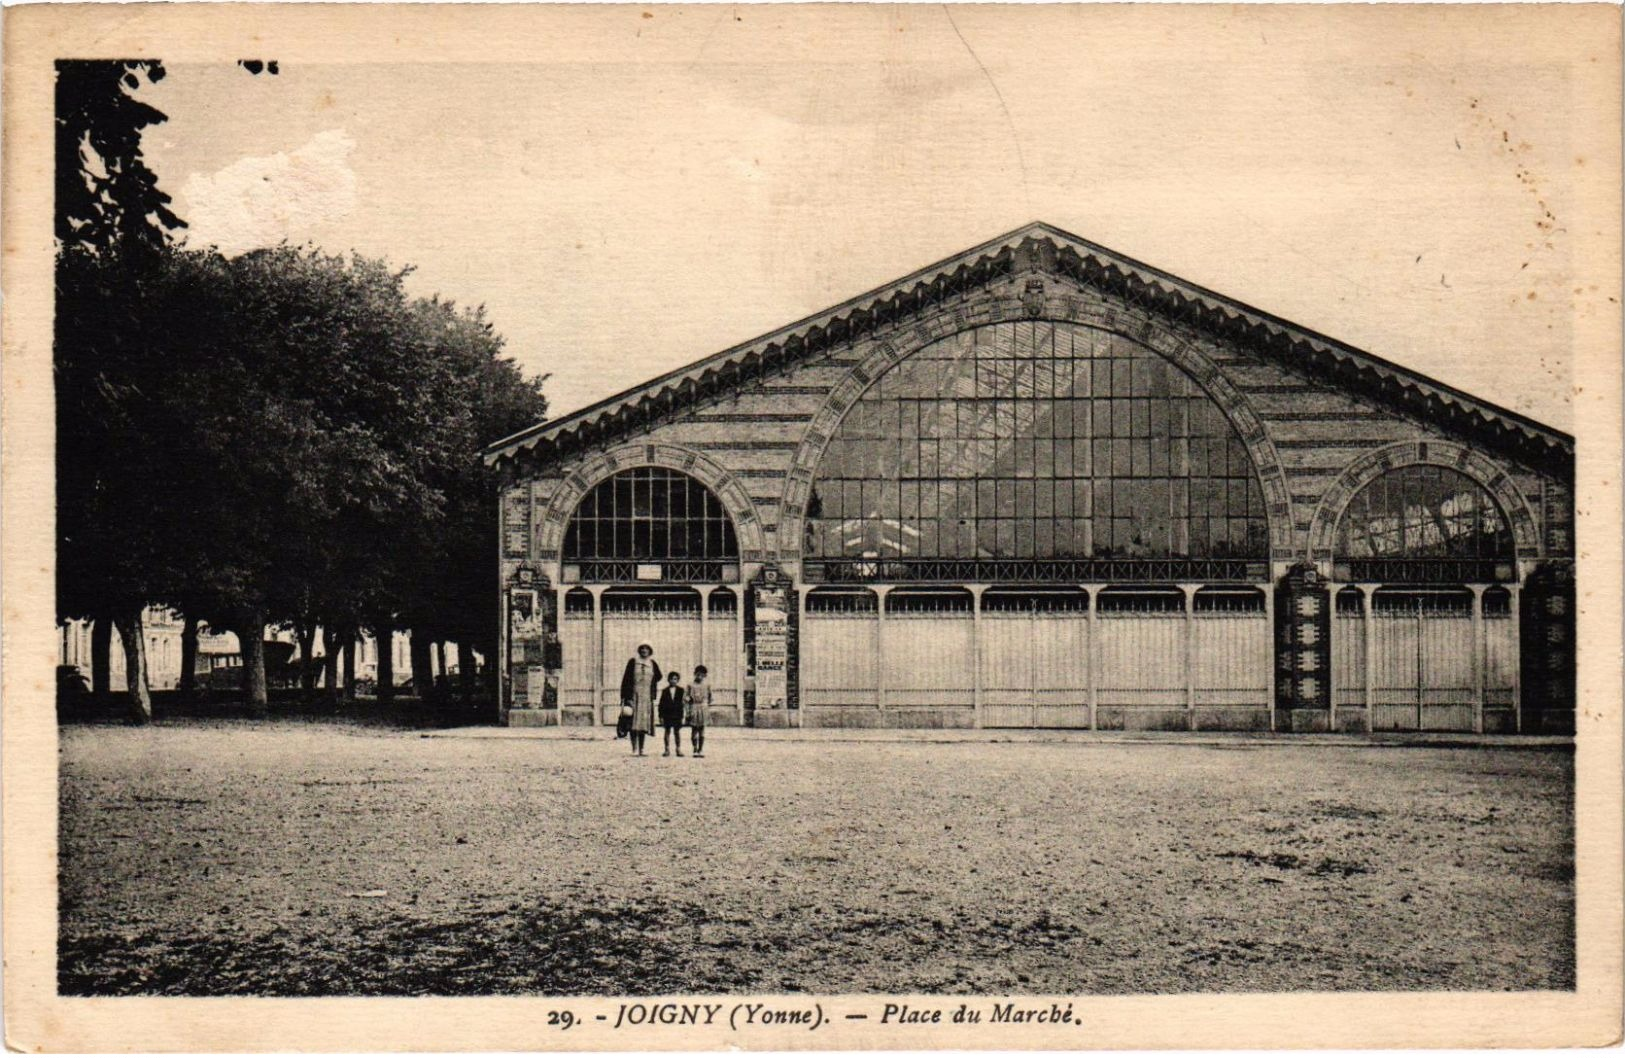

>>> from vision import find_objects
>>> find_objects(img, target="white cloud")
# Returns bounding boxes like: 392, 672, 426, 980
180, 129, 357, 256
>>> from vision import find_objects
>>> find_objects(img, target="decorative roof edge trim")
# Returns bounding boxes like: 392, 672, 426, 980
485, 221, 1574, 468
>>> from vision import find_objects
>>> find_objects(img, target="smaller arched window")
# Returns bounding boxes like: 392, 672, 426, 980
563, 588, 594, 616
1335, 586, 1366, 617
805, 587, 879, 615
982, 587, 1091, 614
707, 587, 737, 617
601, 586, 703, 616
1334, 465, 1514, 583
563, 467, 739, 581
1193, 586, 1266, 614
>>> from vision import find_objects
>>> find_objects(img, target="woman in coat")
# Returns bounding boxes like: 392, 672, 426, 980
619, 643, 661, 756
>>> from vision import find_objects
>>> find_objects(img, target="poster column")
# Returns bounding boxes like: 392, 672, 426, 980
506, 566, 556, 721
749, 565, 796, 729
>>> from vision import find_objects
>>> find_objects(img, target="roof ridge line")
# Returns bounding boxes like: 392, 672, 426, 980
483, 221, 1052, 455
486, 223, 1573, 464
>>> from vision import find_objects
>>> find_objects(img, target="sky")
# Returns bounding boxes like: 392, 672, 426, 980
132, 7, 1600, 431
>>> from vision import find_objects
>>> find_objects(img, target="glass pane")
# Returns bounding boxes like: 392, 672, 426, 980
1334, 464, 1512, 561
805, 321, 1269, 565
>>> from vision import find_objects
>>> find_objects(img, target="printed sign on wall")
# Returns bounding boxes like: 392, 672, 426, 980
754, 584, 788, 710
503, 488, 530, 557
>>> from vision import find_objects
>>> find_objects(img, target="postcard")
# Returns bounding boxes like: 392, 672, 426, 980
4, 3, 1620, 1051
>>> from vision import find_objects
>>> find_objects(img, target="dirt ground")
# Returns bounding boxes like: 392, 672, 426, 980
58, 721, 1574, 996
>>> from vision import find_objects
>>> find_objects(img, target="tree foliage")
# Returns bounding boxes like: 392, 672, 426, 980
55, 61, 184, 254
55, 62, 548, 719
140, 246, 546, 712
55, 59, 187, 721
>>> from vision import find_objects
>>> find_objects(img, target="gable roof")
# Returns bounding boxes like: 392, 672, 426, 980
485, 221, 1573, 475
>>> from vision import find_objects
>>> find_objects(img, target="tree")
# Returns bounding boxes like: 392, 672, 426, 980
55, 64, 549, 722
55, 60, 184, 254
391, 299, 547, 718
55, 243, 183, 723
54, 59, 185, 723
146, 246, 545, 714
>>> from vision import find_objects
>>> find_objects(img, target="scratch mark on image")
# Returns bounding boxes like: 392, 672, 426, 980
942, 5, 1030, 212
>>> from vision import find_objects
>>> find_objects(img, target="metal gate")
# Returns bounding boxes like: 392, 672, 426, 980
1096, 589, 1188, 726
560, 590, 597, 713
801, 588, 978, 712
799, 589, 879, 708
1192, 589, 1271, 719
557, 588, 742, 724
589, 588, 714, 724
701, 588, 742, 721
1371, 589, 1475, 731
980, 590, 1090, 728
883, 590, 974, 709
1482, 588, 1518, 729
1331, 588, 1367, 719
1337, 587, 1518, 732
804, 584, 1267, 729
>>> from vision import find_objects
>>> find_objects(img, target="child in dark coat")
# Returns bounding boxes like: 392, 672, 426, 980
657, 671, 686, 757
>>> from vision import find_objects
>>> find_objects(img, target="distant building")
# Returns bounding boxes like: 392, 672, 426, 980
59, 609, 191, 690
57, 612, 467, 692
486, 224, 1574, 734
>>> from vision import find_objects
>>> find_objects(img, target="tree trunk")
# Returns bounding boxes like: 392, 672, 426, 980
436, 641, 448, 686
343, 635, 358, 702
295, 620, 318, 696
481, 639, 500, 722
91, 615, 112, 698
458, 641, 478, 703
375, 623, 395, 704
321, 626, 341, 706
239, 610, 269, 716
114, 606, 152, 724
410, 631, 434, 700
177, 612, 199, 700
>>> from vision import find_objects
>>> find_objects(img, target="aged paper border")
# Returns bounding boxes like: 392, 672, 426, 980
4, 4, 1620, 1051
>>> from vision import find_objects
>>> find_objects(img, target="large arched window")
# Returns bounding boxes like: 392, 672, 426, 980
1333, 464, 1513, 582
804, 321, 1268, 577
563, 467, 738, 580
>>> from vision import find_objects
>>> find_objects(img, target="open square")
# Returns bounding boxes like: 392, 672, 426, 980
59, 722, 1574, 996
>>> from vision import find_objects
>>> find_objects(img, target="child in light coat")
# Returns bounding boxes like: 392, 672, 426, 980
685, 665, 710, 758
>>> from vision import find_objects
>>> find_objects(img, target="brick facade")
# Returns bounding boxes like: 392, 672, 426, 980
490, 224, 1573, 735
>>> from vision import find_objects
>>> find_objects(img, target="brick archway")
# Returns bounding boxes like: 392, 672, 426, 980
777, 286, 1294, 561
1305, 439, 1542, 565
534, 442, 766, 562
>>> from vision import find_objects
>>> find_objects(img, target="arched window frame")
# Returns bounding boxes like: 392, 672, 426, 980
1330, 464, 1517, 584
561, 466, 741, 584
799, 320, 1274, 583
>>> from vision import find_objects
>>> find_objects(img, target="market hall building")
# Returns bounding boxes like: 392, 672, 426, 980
486, 224, 1575, 735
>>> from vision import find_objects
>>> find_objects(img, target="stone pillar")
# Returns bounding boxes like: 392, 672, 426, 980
1179, 583, 1200, 731
1520, 561, 1573, 734
1507, 583, 1522, 733
1469, 584, 1487, 734
968, 585, 987, 729
542, 580, 561, 713
1274, 563, 1331, 733
504, 565, 546, 718
788, 583, 802, 717
588, 585, 606, 724
1359, 584, 1376, 734
747, 565, 793, 727
1082, 585, 1100, 731
873, 586, 893, 713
